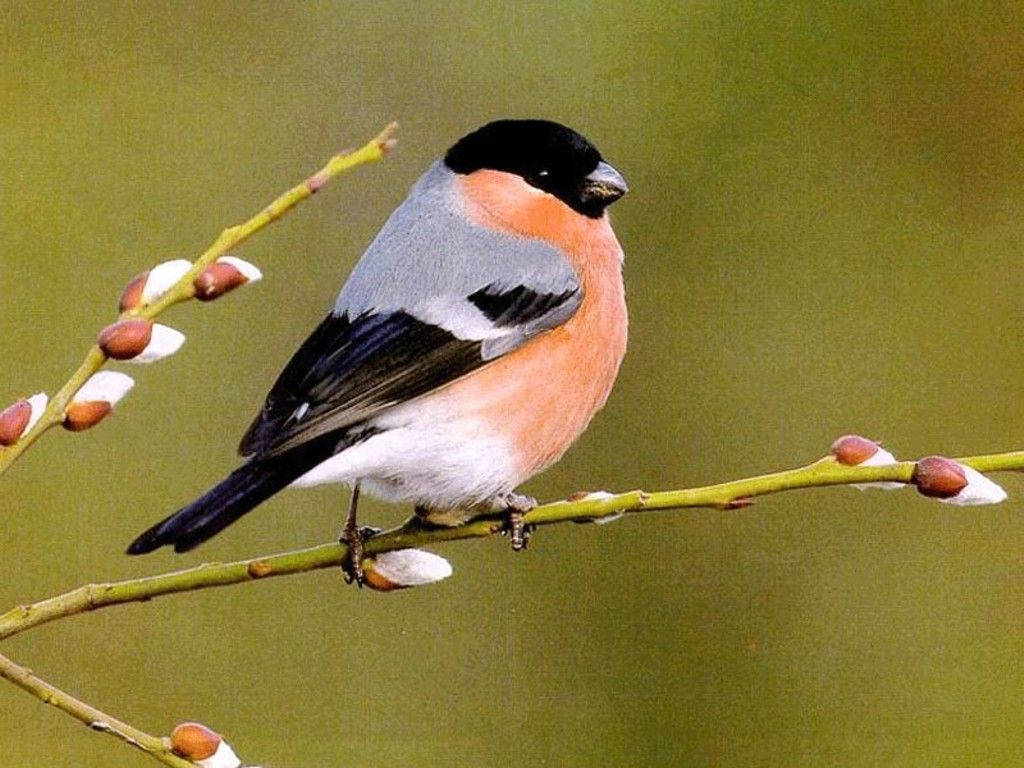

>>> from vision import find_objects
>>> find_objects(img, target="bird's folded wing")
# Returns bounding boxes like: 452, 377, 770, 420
238, 282, 581, 458
239, 165, 584, 458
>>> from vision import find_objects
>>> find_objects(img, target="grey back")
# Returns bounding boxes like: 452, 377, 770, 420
335, 162, 582, 358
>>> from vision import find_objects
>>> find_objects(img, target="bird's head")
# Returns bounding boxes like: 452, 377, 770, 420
444, 119, 627, 219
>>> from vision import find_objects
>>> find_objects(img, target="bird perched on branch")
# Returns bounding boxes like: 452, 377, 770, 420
127, 119, 629, 583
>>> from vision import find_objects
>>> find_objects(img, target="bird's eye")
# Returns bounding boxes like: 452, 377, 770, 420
525, 169, 552, 189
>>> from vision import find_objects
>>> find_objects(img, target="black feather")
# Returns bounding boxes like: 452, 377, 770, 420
468, 284, 580, 327
127, 433, 341, 555
239, 310, 485, 457
130, 311, 490, 555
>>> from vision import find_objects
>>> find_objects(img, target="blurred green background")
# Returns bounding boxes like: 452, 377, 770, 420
3, 2, 1024, 766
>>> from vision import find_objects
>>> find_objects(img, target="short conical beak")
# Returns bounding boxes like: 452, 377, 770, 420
581, 161, 629, 205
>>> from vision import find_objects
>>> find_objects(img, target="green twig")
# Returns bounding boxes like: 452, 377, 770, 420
2, 446, 1020, 764
0, 122, 399, 767
1, 116, 1020, 768
0, 122, 398, 479
0, 650, 194, 767
3, 446, 1022, 643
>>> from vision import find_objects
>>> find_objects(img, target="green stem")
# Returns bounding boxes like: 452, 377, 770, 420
1, 445, 1021, 765
0, 124, 400, 767
3, 448, 1021, 642
0, 122, 398, 479
0, 650, 194, 767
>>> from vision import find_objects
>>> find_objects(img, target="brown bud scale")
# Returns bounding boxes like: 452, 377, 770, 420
118, 272, 149, 312
98, 319, 153, 360
363, 560, 401, 592
0, 400, 32, 446
63, 401, 112, 432
193, 262, 248, 301
911, 456, 967, 499
830, 434, 880, 466
724, 497, 755, 509
247, 560, 273, 578
306, 171, 329, 193
170, 722, 221, 760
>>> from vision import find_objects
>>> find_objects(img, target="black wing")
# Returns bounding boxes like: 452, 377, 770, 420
239, 310, 480, 456
238, 284, 579, 458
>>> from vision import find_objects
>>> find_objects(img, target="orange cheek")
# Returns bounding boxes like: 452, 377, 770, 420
457, 170, 606, 258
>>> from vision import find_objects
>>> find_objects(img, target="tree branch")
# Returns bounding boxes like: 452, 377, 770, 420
0, 650, 195, 767
1, 443, 1020, 763
0, 121, 399, 767
3, 119, 1019, 767
3, 445, 1021, 642
0, 121, 398, 479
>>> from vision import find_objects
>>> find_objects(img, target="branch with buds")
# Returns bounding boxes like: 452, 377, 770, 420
0, 122, 398, 476
1, 435, 1021, 764
0, 122, 398, 767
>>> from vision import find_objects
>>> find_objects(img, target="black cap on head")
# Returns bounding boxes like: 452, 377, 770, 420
445, 119, 627, 218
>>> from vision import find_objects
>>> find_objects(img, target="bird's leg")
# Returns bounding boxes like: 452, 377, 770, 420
339, 481, 377, 586
491, 492, 537, 551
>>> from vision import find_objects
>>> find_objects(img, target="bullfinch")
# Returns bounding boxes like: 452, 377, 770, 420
127, 119, 629, 581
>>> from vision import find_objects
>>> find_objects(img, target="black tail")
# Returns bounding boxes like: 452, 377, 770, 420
127, 446, 327, 555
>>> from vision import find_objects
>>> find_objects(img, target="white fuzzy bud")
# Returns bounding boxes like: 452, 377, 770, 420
830, 435, 904, 491
939, 465, 1007, 506
142, 259, 193, 304
216, 255, 262, 283
0, 392, 48, 446
123, 324, 186, 364
363, 549, 453, 590
73, 371, 135, 406
197, 740, 241, 768
24, 393, 47, 434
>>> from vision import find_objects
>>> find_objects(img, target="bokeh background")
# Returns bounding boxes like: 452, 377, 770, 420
3, 2, 1024, 766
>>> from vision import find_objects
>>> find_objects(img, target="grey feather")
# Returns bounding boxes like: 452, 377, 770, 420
335, 162, 581, 358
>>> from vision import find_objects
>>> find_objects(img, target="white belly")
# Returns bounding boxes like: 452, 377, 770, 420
289, 398, 519, 509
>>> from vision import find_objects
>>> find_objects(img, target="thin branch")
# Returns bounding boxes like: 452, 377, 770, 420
3, 446, 1021, 642
0, 121, 398, 479
0, 650, 194, 767
0, 123, 399, 766
0, 444, 1020, 763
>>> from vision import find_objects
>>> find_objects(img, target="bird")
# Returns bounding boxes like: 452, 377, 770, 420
127, 119, 629, 582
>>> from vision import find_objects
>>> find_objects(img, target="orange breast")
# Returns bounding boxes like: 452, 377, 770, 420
439, 171, 628, 479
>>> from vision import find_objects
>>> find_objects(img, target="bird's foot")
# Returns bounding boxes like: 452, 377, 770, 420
339, 525, 382, 586
493, 492, 537, 551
